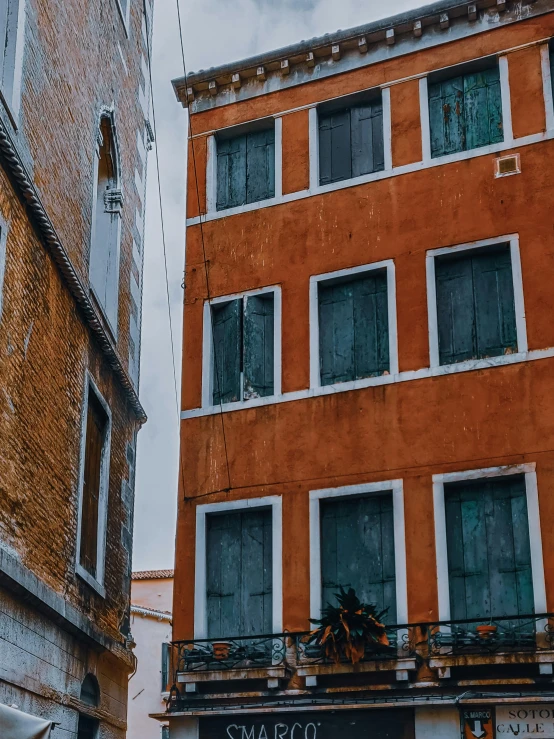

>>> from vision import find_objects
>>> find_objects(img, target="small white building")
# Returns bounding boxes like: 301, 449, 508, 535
128, 571, 173, 739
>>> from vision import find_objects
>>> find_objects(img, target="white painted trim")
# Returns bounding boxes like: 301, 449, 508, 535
309, 480, 407, 623
114, 0, 130, 36
426, 233, 527, 369
75, 372, 112, 598
499, 54, 514, 146
187, 129, 554, 227
382, 86, 393, 173
194, 496, 283, 639
185, 345, 554, 419
432, 464, 546, 621
419, 76, 431, 164
274, 116, 283, 199
540, 43, 554, 133
309, 259, 398, 389
5, 0, 26, 121
0, 214, 9, 322
205, 135, 217, 214
308, 107, 319, 192
201, 285, 282, 408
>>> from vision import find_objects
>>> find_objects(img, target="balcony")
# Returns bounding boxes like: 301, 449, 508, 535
168, 615, 554, 708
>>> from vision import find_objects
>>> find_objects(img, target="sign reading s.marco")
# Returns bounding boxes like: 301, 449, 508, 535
462, 709, 494, 739
496, 705, 554, 738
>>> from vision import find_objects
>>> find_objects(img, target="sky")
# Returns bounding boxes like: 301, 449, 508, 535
132, 0, 423, 572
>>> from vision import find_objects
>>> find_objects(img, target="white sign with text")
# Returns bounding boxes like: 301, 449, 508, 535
496, 705, 554, 738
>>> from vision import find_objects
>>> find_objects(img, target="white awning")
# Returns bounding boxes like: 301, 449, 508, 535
0, 703, 52, 739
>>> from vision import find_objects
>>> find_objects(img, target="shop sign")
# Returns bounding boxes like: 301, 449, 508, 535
496, 705, 554, 738
199, 710, 415, 739
462, 709, 494, 739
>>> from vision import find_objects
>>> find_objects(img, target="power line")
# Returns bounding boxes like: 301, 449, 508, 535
174, 0, 233, 494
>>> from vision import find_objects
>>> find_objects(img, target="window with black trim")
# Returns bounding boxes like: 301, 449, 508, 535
216, 123, 275, 211
318, 91, 385, 185
428, 58, 503, 158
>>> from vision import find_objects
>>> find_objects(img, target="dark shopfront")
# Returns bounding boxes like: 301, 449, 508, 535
199, 710, 415, 739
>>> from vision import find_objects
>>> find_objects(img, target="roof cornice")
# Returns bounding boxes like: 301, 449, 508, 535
173, 0, 546, 113
0, 119, 147, 424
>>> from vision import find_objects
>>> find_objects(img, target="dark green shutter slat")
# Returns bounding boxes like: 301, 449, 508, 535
241, 510, 272, 636
212, 299, 241, 404
243, 294, 274, 399
429, 66, 502, 158
161, 643, 170, 691
319, 282, 355, 385
472, 248, 517, 358
246, 129, 275, 203
445, 477, 534, 625
351, 102, 384, 177
436, 256, 475, 365
321, 494, 396, 622
319, 110, 351, 185
353, 272, 389, 378
216, 135, 247, 210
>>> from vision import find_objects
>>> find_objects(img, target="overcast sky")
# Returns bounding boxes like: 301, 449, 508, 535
132, 0, 423, 572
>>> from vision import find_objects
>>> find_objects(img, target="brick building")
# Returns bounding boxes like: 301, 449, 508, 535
0, 0, 153, 737
164, 0, 554, 738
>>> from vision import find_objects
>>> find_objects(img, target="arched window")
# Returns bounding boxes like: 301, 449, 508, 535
80, 673, 100, 707
89, 111, 123, 334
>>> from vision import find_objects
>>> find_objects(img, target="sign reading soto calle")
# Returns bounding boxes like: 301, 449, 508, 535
495, 705, 554, 738
199, 710, 415, 739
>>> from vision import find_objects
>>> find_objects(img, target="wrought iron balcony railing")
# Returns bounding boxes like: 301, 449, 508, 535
428, 613, 554, 656
174, 634, 287, 674
295, 625, 415, 664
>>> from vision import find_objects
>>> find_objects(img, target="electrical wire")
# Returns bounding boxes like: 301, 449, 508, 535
174, 0, 233, 494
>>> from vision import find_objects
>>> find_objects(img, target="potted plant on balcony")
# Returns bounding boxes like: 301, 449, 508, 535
212, 641, 232, 660
307, 587, 390, 664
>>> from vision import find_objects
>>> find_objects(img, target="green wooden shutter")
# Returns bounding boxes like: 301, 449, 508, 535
351, 101, 385, 177
429, 76, 465, 158
212, 299, 241, 404
318, 109, 352, 185
319, 273, 389, 385
243, 294, 274, 399
206, 509, 272, 638
472, 247, 517, 358
216, 135, 247, 210
321, 494, 396, 622
246, 129, 275, 204
550, 45, 554, 104
445, 476, 533, 623
435, 254, 476, 365
429, 66, 502, 158
464, 68, 503, 150
161, 643, 170, 691
353, 272, 389, 378
319, 281, 355, 385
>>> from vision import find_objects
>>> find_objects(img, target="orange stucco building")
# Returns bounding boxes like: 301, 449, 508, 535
163, 1, 554, 737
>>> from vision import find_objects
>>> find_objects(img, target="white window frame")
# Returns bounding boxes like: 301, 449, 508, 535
432, 463, 547, 622
0, 215, 9, 321
205, 117, 283, 215
309, 480, 407, 625
309, 259, 398, 390
419, 53, 513, 166
540, 42, 554, 133
75, 373, 112, 598
0, 0, 26, 122
194, 495, 283, 639
308, 86, 393, 193
426, 233, 527, 371
201, 285, 282, 410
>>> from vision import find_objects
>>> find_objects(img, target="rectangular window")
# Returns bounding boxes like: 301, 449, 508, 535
161, 727, 170, 739
428, 63, 503, 158
550, 40, 554, 102
320, 493, 396, 622
161, 643, 170, 692
77, 381, 111, 589
318, 96, 384, 185
318, 269, 389, 386
216, 126, 275, 210
445, 475, 533, 623
211, 291, 275, 405
206, 508, 272, 638
434, 244, 517, 365
0, 0, 21, 108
